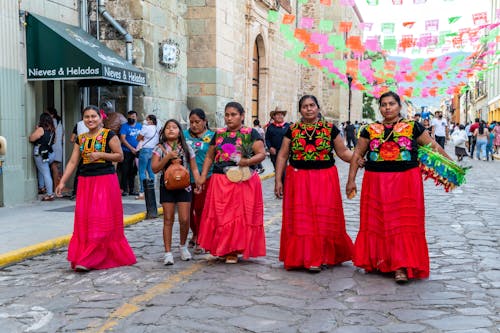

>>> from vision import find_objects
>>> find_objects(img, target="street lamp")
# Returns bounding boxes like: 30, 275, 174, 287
347, 74, 353, 123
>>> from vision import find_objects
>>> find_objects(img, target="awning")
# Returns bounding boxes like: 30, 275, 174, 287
25, 13, 146, 86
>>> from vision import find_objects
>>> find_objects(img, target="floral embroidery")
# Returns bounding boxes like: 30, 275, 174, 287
366, 120, 416, 162
78, 129, 109, 164
214, 127, 253, 164
379, 141, 400, 161
290, 121, 333, 161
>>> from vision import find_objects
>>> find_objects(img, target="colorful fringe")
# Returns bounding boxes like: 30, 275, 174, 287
417, 144, 469, 192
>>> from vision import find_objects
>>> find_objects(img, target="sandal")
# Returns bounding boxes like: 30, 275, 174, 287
225, 254, 238, 264
135, 193, 145, 200
41, 195, 55, 201
395, 268, 408, 284
38, 187, 47, 194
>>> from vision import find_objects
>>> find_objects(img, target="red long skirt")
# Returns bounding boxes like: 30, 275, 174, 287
68, 174, 136, 270
353, 167, 429, 279
198, 173, 266, 259
280, 165, 353, 270
190, 177, 211, 239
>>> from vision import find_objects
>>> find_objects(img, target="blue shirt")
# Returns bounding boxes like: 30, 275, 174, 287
184, 129, 215, 182
119, 122, 142, 152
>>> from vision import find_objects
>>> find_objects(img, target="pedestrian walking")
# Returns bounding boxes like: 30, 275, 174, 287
135, 114, 159, 200
345, 120, 356, 149
119, 110, 142, 196
55, 105, 136, 272
346, 91, 452, 284
197, 102, 266, 264
29, 113, 56, 201
152, 119, 201, 266
253, 119, 266, 174
451, 124, 468, 161
265, 107, 290, 171
469, 118, 480, 157
431, 110, 449, 148
183, 108, 215, 253
473, 122, 489, 161
492, 121, 500, 154
274, 95, 354, 273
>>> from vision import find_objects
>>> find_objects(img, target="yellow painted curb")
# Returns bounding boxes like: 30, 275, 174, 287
0, 207, 164, 268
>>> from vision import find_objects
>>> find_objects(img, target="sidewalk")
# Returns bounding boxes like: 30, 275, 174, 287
0, 157, 275, 267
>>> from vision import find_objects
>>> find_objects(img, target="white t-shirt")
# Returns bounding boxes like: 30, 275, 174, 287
431, 117, 448, 137
138, 124, 159, 149
76, 120, 89, 136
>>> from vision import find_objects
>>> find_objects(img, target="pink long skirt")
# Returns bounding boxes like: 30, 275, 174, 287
353, 167, 429, 279
280, 165, 353, 270
198, 173, 266, 259
68, 174, 136, 270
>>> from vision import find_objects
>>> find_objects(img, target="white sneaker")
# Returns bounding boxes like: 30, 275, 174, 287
163, 252, 174, 265
180, 245, 192, 261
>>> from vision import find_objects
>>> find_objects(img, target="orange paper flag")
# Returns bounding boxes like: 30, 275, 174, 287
282, 14, 295, 24
339, 21, 353, 33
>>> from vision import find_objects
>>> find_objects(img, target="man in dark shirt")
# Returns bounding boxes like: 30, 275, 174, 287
345, 121, 356, 149
469, 118, 480, 158
265, 107, 290, 171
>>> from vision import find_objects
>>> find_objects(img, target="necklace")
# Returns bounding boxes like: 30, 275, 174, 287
302, 121, 318, 140
380, 118, 401, 143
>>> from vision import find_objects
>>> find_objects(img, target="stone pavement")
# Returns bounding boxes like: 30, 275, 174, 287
0, 149, 499, 332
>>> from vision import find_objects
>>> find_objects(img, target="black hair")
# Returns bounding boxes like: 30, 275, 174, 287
189, 108, 210, 130
298, 95, 320, 110
39, 113, 55, 132
147, 114, 157, 125
378, 91, 401, 107
127, 110, 137, 116
478, 122, 485, 135
159, 119, 191, 161
253, 119, 260, 126
225, 102, 245, 115
459, 124, 465, 130
46, 107, 61, 123
82, 105, 101, 117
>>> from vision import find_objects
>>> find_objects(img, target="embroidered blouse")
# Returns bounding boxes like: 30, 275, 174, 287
184, 129, 215, 182
77, 129, 116, 176
360, 120, 425, 172
209, 127, 262, 174
285, 120, 340, 169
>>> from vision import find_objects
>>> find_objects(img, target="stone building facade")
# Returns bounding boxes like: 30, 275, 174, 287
0, 0, 363, 206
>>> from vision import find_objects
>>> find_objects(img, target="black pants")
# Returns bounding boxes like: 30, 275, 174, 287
120, 151, 137, 193
470, 137, 477, 157
435, 136, 446, 149
346, 136, 356, 149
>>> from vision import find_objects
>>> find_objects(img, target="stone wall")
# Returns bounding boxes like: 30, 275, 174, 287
89, 0, 190, 125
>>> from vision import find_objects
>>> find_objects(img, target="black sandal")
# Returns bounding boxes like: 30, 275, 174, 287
395, 269, 408, 284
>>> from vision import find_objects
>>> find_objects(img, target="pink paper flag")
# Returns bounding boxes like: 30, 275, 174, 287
425, 19, 439, 31
360, 22, 373, 31
300, 17, 314, 29
392, 0, 403, 4
340, 0, 355, 5
472, 12, 488, 25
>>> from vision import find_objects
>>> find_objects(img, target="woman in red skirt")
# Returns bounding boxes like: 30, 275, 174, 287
56, 105, 136, 272
197, 102, 266, 264
346, 91, 451, 283
274, 95, 354, 273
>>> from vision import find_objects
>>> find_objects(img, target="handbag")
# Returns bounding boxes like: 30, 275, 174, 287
164, 158, 190, 190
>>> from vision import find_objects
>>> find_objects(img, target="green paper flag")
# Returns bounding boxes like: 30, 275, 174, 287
268, 10, 279, 23
298, 0, 308, 4
448, 16, 461, 24
383, 36, 397, 50
319, 20, 334, 31
366, 0, 379, 5
280, 24, 294, 40
329, 35, 347, 51
333, 60, 347, 72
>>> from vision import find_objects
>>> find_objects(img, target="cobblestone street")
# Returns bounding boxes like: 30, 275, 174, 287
1, 154, 499, 333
